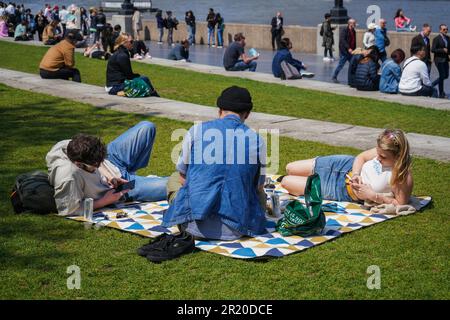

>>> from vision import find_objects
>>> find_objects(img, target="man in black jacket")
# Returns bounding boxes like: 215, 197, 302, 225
270, 12, 283, 51
332, 18, 356, 83
106, 33, 158, 96
95, 8, 106, 43
431, 24, 450, 98
411, 23, 432, 72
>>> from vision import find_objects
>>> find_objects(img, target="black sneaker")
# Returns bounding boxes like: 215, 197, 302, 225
137, 233, 176, 257
145, 232, 196, 262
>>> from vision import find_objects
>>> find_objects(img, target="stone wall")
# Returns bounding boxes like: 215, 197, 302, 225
136, 19, 438, 55
141, 19, 318, 53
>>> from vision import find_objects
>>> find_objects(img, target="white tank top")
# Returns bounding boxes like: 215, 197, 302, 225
361, 158, 392, 193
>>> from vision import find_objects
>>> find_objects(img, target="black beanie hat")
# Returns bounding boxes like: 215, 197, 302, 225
216, 86, 253, 113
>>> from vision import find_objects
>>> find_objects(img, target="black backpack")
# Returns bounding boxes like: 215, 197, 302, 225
10, 171, 57, 214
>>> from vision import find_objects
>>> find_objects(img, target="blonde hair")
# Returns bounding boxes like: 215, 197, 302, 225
377, 129, 411, 185
114, 32, 131, 51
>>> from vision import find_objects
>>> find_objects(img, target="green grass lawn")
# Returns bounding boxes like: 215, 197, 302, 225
0, 83, 449, 300
0, 41, 449, 138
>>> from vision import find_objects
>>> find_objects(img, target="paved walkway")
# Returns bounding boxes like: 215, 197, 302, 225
1, 37, 450, 111
1, 68, 448, 162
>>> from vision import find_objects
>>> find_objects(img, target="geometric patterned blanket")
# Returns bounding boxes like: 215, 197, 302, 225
67, 176, 432, 259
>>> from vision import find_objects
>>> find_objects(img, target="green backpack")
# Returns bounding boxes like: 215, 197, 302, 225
276, 173, 326, 237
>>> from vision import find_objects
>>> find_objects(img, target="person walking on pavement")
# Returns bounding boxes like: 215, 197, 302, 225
270, 11, 284, 51
332, 18, 357, 83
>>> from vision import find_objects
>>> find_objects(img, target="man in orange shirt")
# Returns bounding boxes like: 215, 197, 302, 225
39, 30, 82, 82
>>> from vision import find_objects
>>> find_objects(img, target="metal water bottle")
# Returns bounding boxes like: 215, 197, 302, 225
271, 193, 281, 217
83, 198, 94, 222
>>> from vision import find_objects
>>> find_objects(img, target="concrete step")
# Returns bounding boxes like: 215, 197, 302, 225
0, 68, 448, 162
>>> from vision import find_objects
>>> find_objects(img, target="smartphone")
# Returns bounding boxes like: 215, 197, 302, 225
113, 180, 135, 193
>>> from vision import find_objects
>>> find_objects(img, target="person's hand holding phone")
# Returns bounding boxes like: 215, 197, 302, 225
109, 177, 128, 189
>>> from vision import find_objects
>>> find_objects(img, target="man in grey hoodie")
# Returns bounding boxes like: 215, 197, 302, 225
46, 121, 168, 216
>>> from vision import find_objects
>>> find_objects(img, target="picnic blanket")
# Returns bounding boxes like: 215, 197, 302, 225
67, 176, 432, 259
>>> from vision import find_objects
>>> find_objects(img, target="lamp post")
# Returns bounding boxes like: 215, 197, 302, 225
120, 0, 134, 15
330, 0, 349, 24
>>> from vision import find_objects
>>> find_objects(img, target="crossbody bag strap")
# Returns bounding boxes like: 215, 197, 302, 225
402, 57, 420, 72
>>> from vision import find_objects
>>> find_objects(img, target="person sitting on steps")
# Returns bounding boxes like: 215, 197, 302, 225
39, 30, 83, 82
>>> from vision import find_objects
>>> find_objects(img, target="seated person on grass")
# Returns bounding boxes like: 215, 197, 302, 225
105, 32, 159, 97
46, 121, 168, 216
42, 19, 62, 45
280, 129, 414, 206
223, 32, 258, 72
39, 30, 83, 82
84, 41, 111, 60
14, 20, 32, 41
272, 37, 309, 78
0, 15, 9, 37
167, 39, 190, 61
129, 35, 151, 59
138, 86, 268, 262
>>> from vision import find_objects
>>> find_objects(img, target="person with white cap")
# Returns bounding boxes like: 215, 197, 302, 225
363, 23, 377, 49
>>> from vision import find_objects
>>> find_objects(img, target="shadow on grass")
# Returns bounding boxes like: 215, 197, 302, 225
0, 215, 83, 272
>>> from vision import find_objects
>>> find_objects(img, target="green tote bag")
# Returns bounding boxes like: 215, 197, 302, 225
276, 173, 326, 237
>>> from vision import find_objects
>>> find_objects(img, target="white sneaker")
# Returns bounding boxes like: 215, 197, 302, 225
329, 57, 335, 62
145, 53, 152, 59
323, 57, 329, 62
211, 44, 216, 48
157, 41, 163, 44
217, 46, 223, 48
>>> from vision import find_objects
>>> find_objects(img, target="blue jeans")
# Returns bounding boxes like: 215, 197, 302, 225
207, 27, 215, 45
106, 121, 168, 202
227, 60, 257, 72
167, 28, 174, 45
187, 25, 195, 44
217, 28, 223, 46
313, 155, 354, 202
158, 27, 164, 42
332, 52, 352, 79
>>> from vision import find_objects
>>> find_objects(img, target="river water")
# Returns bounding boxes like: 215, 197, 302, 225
22, 0, 450, 30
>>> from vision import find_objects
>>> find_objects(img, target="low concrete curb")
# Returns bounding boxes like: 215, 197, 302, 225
1, 68, 448, 162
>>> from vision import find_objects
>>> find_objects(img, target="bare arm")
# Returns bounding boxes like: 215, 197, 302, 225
240, 53, 258, 64
391, 172, 414, 205
351, 148, 377, 183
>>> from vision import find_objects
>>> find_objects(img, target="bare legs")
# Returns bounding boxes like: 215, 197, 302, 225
280, 159, 315, 196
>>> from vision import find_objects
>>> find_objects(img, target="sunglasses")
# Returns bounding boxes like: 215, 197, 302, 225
77, 162, 99, 172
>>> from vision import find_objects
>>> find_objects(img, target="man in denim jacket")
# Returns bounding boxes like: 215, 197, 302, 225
163, 86, 268, 241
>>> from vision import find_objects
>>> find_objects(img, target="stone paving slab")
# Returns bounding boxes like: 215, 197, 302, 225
1, 38, 449, 111
1, 68, 449, 162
